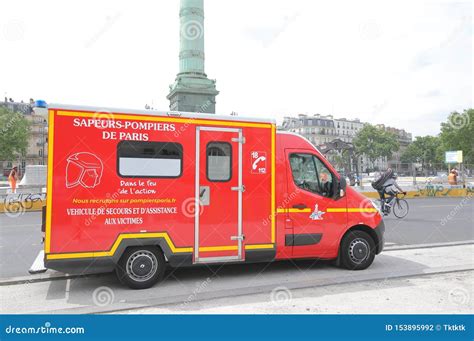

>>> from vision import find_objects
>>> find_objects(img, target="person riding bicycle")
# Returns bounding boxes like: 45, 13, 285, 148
379, 170, 406, 215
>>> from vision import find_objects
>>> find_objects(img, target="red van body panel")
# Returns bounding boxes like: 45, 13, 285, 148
43, 105, 384, 275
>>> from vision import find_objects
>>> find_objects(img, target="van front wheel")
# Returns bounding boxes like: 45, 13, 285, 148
340, 231, 376, 270
116, 246, 165, 289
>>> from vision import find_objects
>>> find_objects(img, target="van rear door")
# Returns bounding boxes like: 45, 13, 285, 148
194, 127, 244, 263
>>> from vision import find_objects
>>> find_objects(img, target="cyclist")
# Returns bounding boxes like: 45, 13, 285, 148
380, 171, 406, 215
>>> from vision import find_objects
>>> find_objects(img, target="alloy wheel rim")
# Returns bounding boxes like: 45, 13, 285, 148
349, 238, 370, 264
126, 250, 158, 282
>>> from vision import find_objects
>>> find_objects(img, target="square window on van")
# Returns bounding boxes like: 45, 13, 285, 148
207, 142, 232, 182
117, 141, 182, 178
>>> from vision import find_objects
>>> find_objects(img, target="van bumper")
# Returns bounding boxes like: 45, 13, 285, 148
374, 219, 385, 254
45, 257, 116, 275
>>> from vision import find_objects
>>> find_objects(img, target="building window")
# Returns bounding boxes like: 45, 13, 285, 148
117, 141, 183, 178
207, 142, 232, 182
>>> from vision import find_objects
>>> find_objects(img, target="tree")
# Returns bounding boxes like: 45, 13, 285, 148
330, 150, 350, 173
353, 124, 399, 169
400, 135, 440, 173
437, 109, 474, 164
0, 106, 31, 160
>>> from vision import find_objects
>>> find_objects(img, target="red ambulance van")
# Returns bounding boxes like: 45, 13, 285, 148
40, 104, 384, 289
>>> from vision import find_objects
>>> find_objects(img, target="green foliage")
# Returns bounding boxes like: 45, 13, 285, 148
400, 135, 441, 167
437, 109, 474, 164
0, 106, 31, 160
353, 124, 399, 167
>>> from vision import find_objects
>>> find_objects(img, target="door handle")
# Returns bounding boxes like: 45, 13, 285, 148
292, 204, 307, 209
199, 186, 210, 206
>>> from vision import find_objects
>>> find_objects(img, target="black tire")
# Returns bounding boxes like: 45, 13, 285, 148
393, 199, 409, 219
340, 230, 376, 270
116, 246, 165, 289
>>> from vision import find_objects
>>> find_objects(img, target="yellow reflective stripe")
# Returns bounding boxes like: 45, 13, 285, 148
276, 208, 312, 213
46, 232, 274, 260
326, 208, 347, 213
347, 208, 378, 213
277, 207, 378, 213
327, 208, 378, 213
245, 243, 274, 250
56, 111, 273, 129
45, 109, 55, 253
199, 245, 237, 252
271, 125, 276, 243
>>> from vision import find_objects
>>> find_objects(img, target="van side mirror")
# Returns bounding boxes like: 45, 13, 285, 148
337, 176, 347, 198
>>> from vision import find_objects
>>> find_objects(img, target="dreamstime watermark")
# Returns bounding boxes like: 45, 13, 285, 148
181, 197, 204, 218
262, 189, 300, 226
85, 12, 121, 48
439, 194, 472, 226
5, 321, 85, 335
448, 288, 470, 306
2, 19, 24, 42
372, 99, 389, 115
263, 13, 300, 48
439, 15, 470, 49
358, 198, 380, 218
181, 277, 212, 307
84, 191, 120, 226
1, 112, 23, 134
447, 111, 470, 130
92, 286, 115, 307
181, 20, 204, 41
359, 20, 381, 40
3, 194, 27, 218
92, 110, 115, 129
173, 99, 212, 138
270, 286, 293, 306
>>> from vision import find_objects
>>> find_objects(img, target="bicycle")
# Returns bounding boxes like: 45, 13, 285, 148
381, 192, 409, 219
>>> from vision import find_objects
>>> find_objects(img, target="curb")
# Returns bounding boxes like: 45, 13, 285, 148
385, 240, 474, 251
360, 189, 473, 199
0, 272, 107, 287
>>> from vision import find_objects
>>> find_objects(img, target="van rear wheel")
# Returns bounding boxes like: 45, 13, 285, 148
340, 231, 376, 270
116, 246, 165, 289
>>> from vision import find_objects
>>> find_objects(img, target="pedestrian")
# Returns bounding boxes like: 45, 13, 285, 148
8, 166, 19, 194
448, 169, 457, 185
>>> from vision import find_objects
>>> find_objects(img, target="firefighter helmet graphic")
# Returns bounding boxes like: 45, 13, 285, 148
66, 152, 103, 189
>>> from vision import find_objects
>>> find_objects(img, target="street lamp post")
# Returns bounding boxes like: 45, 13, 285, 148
42, 119, 47, 165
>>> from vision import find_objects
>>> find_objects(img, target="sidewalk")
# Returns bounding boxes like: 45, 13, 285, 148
1, 244, 472, 314
124, 270, 473, 314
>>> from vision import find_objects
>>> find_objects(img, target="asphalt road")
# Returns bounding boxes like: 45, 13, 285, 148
0, 197, 472, 279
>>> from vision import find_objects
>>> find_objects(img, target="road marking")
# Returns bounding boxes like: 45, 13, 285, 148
418, 205, 457, 208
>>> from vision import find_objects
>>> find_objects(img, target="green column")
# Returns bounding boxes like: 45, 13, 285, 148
167, 0, 219, 114
179, 0, 205, 75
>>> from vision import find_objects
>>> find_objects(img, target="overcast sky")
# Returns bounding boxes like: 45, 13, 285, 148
0, 0, 472, 136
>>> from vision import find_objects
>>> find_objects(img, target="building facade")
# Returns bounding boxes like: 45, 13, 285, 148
376, 124, 413, 174
281, 114, 412, 174
0, 101, 48, 177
